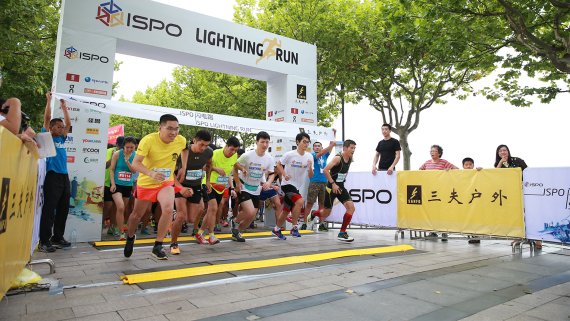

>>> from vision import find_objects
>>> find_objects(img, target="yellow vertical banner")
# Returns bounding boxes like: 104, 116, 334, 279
397, 169, 525, 238
0, 127, 38, 297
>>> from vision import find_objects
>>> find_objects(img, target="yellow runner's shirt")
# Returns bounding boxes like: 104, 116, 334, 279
136, 132, 186, 188
203, 148, 237, 194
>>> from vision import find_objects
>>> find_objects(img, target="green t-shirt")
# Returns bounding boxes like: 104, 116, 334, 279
203, 148, 237, 194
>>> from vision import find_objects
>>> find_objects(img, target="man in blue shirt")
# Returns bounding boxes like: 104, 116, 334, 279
303, 129, 336, 230
39, 93, 71, 252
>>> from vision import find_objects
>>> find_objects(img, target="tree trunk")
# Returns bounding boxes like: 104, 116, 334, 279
398, 131, 412, 170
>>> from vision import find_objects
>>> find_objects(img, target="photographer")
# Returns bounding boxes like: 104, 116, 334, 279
0, 97, 22, 136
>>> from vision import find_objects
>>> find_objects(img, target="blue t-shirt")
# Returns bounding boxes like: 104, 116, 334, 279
42, 128, 68, 174
310, 151, 329, 183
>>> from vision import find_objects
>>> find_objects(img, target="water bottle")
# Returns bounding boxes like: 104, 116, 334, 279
70, 229, 77, 248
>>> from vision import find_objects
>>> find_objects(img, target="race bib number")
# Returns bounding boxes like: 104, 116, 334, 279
216, 176, 229, 185
186, 169, 203, 181
336, 173, 347, 182
117, 171, 132, 182
154, 168, 171, 180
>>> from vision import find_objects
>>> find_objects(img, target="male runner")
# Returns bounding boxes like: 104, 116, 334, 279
200, 136, 241, 246
276, 133, 313, 237
309, 140, 357, 242
123, 114, 186, 259
170, 130, 213, 255
232, 131, 280, 242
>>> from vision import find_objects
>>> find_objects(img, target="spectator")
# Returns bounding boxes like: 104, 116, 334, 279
463, 157, 481, 244
0, 97, 22, 136
419, 145, 458, 170
372, 123, 401, 175
494, 144, 527, 170
39, 93, 72, 252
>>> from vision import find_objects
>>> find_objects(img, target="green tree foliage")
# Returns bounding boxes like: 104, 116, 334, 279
111, 67, 266, 147
235, 0, 501, 169
443, 0, 570, 106
0, 0, 59, 128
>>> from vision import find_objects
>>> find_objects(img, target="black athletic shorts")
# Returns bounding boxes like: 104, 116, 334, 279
175, 185, 203, 204
324, 184, 351, 209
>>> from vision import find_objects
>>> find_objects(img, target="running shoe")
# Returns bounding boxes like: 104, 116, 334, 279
221, 220, 229, 227
170, 243, 181, 255
38, 242, 56, 253
51, 237, 71, 248
337, 232, 354, 242
290, 228, 302, 238
195, 233, 207, 245
214, 224, 222, 232
208, 235, 220, 245
124, 235, 136, 258
152, 245, 168, 260
300, 223, 308, 230
181, 222, 188, 233
272, 228, 287, 240
231, 229, 245, 242
119, 232, 126, 241
107, 226, 115, 235
441, 233, 448, 242
318, 223, 329, 232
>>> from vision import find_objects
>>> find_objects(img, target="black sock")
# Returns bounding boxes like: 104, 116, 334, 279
127, 235, 135, 241
154, 241, 162, 247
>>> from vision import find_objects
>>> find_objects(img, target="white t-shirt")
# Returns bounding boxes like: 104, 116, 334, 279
279, 150, 312, 189
237, 150, 275, 196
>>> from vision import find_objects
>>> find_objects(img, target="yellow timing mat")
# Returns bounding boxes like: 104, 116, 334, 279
121, 244, 415, 284
94, 230, 315, 247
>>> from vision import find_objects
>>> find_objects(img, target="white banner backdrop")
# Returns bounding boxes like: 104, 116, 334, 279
523, 167, 570, 243
328, 172, 397, 227
52, 93, 334, 141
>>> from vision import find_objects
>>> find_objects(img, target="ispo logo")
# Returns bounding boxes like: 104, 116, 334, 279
96, 0, 183, 37
63, 46, 109, 63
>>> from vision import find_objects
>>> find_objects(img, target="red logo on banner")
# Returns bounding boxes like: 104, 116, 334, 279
291, 108, 299, 114
267, 111, 273, 117
66, 73, 80, 82
108, 124, 125, 145
67, 156, 75, 163
84, 88, 108, 96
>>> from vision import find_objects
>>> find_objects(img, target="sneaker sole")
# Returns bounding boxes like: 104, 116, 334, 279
337, 238, 354, 242
152, 253, 169, 260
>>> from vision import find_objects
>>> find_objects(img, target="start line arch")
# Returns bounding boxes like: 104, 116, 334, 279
51, 0, 325, 242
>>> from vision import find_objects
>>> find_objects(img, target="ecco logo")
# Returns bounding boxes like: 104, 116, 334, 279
96, 0, 183, 37
83, 148, 100, 153
63, 46, 109, 63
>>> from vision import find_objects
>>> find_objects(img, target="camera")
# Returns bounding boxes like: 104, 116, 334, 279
1, 99, 29, 134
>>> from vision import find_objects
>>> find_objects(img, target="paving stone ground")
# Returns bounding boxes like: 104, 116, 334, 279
1, 228, 569, 321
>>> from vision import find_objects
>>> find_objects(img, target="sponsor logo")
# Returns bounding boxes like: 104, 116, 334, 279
196, 29, 299, 65
349, 189, 392, 204
63, 46, 109, 63
86, 128, 100, 135
542, 188, 568, 197
66, 147, 77, 153
300, 110, 314, 115
88, 118, 101, 124
69, 84, 75, 94
407, 185, 422, 205
66, 73, 80, 82
301, 118, 314, 123
67, 156, 76, 163
83, 147, 100, 154
274, 109, 284, 115
275, 117, 284, 122
68, 96, 107, 109
83, 139, 103, 144
83, 157, 99, 164
296, 84, 306, 100
291, 108, 299, 114
524, 182, 543, 187
65, 136, 74, 143
84, 76, 110, 85
96, 0, 183, 37
267, 111, 273, 117
276, 146, 283, 151
66, 106, 80, 112
84, 88, 108, 96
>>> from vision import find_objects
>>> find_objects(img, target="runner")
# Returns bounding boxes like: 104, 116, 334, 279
199, 136, 240, 247
109, 136, 137, 240
309, 140, 357, 242
170, 130, 213, 255
123, 114, 186, 260
276, 133, 314, 237
304, 129, 336, 231
232, 131, 280, 242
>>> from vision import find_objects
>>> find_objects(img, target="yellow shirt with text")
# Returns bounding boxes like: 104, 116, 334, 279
136, 132, 186, 188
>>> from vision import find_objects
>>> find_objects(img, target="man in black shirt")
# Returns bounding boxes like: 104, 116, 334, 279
372, 123, 401, 175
